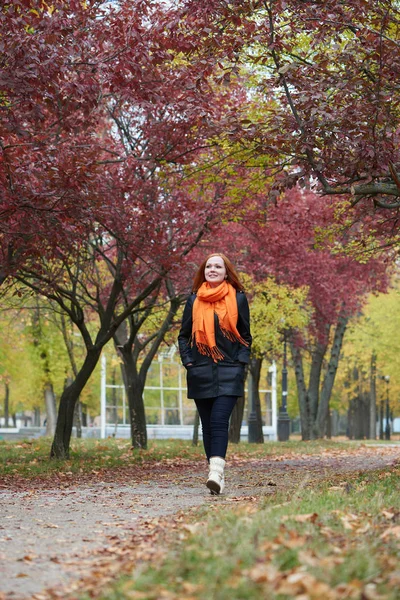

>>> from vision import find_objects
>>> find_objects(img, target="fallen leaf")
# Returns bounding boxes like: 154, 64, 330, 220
381, 510, 395, 520
380, 525, 400, 540
248, 563, 280, 583
282, 513, 318, 523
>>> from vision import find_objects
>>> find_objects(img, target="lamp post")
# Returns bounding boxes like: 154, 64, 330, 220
277, 331, 290, 441
384, 375, 390, 441
379, 399, 384, 440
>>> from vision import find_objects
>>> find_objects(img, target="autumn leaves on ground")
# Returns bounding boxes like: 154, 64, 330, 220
1, 439, 400, 600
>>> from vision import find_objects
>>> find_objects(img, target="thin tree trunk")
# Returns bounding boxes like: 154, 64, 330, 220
192, 409, 199, 446
73, 401, 83, 438
308, 341, 328, 438
114, 282, 182, 449
369, 351, 377, 440
119, 351, 147, 449
290, 342, 310, 440
229, 395, 245, 443
316, 315, 348, 437
50, 348, 102, 458
45, 383, 57, 436
33, 408, 40, 427
61, 315, 82, 438
4, 382, 10, 428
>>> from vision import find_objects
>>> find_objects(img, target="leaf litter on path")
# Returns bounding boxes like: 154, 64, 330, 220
0, 444, 399, 599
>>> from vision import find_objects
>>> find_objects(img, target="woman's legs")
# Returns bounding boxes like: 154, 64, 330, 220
194, 396, 238, 461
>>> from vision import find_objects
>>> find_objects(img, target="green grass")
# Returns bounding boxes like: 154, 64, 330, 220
0, 437, 366, 479
96, 467, 400, 600
0, 437, 205, 478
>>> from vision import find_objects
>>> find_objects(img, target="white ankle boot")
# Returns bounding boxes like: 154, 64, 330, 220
207, 456, 226, 495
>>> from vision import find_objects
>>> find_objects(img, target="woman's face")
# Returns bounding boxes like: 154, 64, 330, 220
205, 255, 227, 287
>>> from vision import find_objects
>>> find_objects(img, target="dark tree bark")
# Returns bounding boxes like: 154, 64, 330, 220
50, 348, 102, 458
229, 395, 245, 443
61, 315, 83, 438
291, 312, 348, 440
17, 254, 163, 459
316, 315, 348, 437
249, 356, 264, 444
192, 409, 199, 446
290, 342, 311, 440
114, 279, 182, 449
118, 349, 148, 448
308, 340, 328, 437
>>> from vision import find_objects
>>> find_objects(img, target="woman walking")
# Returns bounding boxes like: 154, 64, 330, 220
178, 253, 252, 494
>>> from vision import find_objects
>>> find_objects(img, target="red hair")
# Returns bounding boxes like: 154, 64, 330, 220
192, 253, 245, 292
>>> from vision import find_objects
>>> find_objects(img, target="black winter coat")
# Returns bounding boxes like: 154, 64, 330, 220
178, 291, 252, 400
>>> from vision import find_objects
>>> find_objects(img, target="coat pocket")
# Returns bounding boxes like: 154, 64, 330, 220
217, 362, 245, 391
186, 363, 215, 399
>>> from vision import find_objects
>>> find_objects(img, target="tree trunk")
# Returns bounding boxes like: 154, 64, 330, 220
50, 348, 102, 458
119, 351, 147, 449
250, 357, 264, 444
34, 408, 40, 427
290, 342, 310, 440
4, 382, 10, 428
61, 316, 83, 438
114, 283, 182, 449
73, 401, 83, 438
369, 351, 377, 440
308, 341, 328, 438
45, 383, 57, 436
229, 395, 245, 443
316, 315, 348, 437
192, 409, 199, 446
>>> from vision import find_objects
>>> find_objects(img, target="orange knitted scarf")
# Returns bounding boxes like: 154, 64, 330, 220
192, 281, 248, 362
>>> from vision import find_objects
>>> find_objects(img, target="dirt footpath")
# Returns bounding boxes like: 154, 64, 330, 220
1, 444, 399, 600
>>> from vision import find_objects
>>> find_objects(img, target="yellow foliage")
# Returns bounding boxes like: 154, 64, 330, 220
336, 277, 400, 413
241, 274, 310, 359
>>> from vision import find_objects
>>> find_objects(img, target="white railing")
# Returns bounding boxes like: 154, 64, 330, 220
100, 351, 277, 439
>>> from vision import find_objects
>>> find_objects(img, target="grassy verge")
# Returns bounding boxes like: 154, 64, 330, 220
0, 438, 202, 478
97, 466, 400, 600
0, 437, 364, 479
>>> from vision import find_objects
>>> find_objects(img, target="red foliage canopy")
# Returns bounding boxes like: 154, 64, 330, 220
0, 0, 240, 284
161, 0, 400, 228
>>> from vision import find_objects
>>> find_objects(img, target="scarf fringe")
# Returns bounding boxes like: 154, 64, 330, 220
196, 342, 225, 362
219, 326, 249, 348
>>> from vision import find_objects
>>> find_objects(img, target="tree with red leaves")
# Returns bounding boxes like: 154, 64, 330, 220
195, 183, 391, 439
237, 188, 391, 439
162, 0, 400, 246
0, 0, 235, 277
1, 1, 238, 457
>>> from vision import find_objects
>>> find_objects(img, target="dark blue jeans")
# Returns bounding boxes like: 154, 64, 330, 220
194, 396, 238, 461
